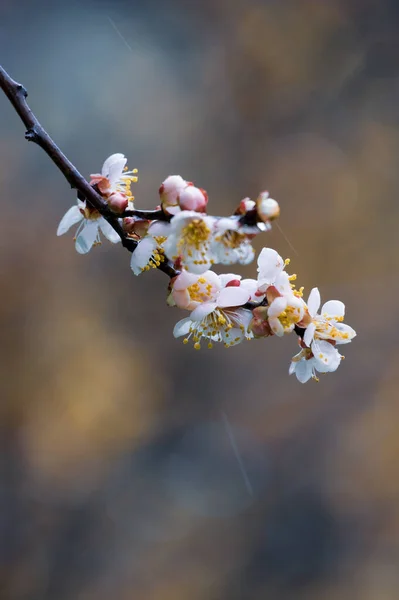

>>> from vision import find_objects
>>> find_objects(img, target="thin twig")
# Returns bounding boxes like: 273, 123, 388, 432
0, 64, 178, 276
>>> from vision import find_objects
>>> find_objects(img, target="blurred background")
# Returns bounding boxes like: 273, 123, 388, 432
1, 0, 399, 598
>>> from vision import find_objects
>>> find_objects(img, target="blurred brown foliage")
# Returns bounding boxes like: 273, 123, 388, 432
1, 0, 399, 599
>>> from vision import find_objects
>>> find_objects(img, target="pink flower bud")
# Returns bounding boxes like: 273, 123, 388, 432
159, 175, 187, 214
256, 191, 280, 222
249, 306, 272, 338
179, 185, 208, 212
108, 191, 128, 214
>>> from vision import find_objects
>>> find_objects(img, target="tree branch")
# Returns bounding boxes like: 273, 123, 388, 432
0, 64, 178, 276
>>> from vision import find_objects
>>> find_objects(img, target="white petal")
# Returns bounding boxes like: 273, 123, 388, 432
322, 300, 345, 319
173, 317, 193, 338
214, 217, 240, 232
333, 323, 356, 344
294, 359, 314, 383
57, 205, 83, 236
257, 248, 285, 285
130, 237, 157, 275
303, 322, 316, 347
75, 222, 98, 254
268, 296, 287, 318
307, 288, 321, 317
269, 316, 284, 337
312, 340, 340, 372
99, 219, 121, 243
102, 153, 126, 180
217, 286, 250, 308
222, 327, 245, 346
190, 302, 218, 321
148, 221, 171, 237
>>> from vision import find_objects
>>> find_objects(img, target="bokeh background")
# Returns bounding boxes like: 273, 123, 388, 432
1, 0, 399, 598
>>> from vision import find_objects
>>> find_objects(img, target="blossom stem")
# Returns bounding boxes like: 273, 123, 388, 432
0, 64, 178, 277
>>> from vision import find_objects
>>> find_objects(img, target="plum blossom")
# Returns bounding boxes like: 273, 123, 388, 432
210, 217, 255, 266
302, 288, 356, 347
163, 210, 216, 273
289, 339, 343, 383
90, 153, 138, 204
129, 221, 168, 275
171, 271, 252, 348
57, 199, 120, 254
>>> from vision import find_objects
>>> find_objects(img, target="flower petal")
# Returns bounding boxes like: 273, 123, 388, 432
217, 286, 250, 308
268, 296, 287, 318
57, 205, 83, 236
303, 322, 316, 347
130, 237, 157, 275
173, 317, 193, 338
322, 300, 345, 319
293, 359, 314, 383
333, 323, 357, 344
75, 222, 98, 254
307, 288, 321, 317
190, 302, 218, 321
99, 219, 121, 243
257, 248, 285, 285
312, 340, 341, 372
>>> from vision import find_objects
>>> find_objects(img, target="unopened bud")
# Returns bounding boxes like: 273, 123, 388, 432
108, 191, 129, 214
249, 306, 272, 338
179, 185, 208, 212
159, 175, 187, 214
256, 191, 280, 222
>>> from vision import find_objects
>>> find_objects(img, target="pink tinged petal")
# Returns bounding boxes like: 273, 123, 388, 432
321, 300, 345, 319
99, 219, 121, 243
268, 296, 288, 318
173, 271, 199, 291
333, 323, 356, 344
75, 222, 98, 254
294, 359, 314, 383
190, 302, 218, 321
257, 248, 285, 283
130, 237, 157, 275
303, 322, 316, 347
173, 317, 193, 338
307, 288, 321, 317
57, 205, 83, 236
172, 289, 191, 309
217, 286, 250, 308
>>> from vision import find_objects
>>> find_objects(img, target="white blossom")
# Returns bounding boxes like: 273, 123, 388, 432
163, 210, 216, 273
303, 288, 356, 347
57, 200, 120, 254
171, 271, 252, 348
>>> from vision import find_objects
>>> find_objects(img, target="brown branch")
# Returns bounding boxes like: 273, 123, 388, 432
0, 64, 178, 276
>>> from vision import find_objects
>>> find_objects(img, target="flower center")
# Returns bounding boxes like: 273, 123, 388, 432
187, 276, 215, 303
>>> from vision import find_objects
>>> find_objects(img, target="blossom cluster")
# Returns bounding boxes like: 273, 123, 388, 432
57, 154, 356, 383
